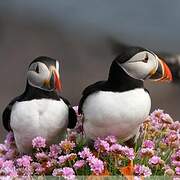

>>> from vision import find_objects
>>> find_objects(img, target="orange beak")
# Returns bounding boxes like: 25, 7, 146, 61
53, 70, 62, 92
149, 58, 173, 82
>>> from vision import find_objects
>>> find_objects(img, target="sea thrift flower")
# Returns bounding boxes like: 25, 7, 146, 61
175, 167, 180, 175
170, 121, 180, 131
143, 140, 155, 149
4, 132, 15, 145
49, 144, 61, 158
105, 135, 117, 144
134, 164, 152, 177
73, 160, 85, 170
0, 160, 17, 176
59, 139, 75, 154
58, 155, 68, 165
94, 138, 110, 152
53, 167, 75, 180
16, 155, 32, 167
149, 156, 163, 166
35, 152, 48, 161
32, 162, 45, 174
171, 149, 180, 167
140, 148, 154, 157
87, 156, 104, 175
0, 144, 7, 154
78, 147, 93, 159
32, 136, 46, 148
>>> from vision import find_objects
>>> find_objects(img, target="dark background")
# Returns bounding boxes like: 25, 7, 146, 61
0, 0, 180, 142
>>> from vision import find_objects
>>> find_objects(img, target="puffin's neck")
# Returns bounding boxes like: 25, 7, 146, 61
24, 82, 59, 100
107, 61, 144, 92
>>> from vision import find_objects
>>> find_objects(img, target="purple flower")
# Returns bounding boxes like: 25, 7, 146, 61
59, 139, 75, 153
49, 144, 61, 158
149, 156, 162, 165
0, 144, 8, 154
94, 138, 110, 152
58, 155, 68, 165
53, 167, 75, 180
32, 162, 45, 174
1, 160, 17, 176
87, 155, 104, 175
32, 136, 46, 148
122, 146, 135, 160
143, 140, 155, 149
0, 158, 4, 168
16, 155, 32, 167
175, 167, 180, 175
73, 160, 85, 170
134, 164, 152, 177
105, 135, 117, 144
171, 149, 180, 167
170, 121, 180, 131
35, 152, 48, 161
78, 147, 93, 159
4, 132, 15, 145
139, 148, 154, 157
109, 144, 135, 160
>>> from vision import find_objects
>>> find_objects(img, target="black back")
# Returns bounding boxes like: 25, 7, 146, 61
78, 60, 144, 114
3, 82, 77, 131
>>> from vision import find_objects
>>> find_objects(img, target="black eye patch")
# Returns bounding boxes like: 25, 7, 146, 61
35, 64, 39, 73
142, 53, 149, 63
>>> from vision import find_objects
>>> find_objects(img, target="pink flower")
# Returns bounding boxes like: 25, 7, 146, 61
140, 148, 154, 157
171, 149, 180, 167
78, 147, 93, 159
175, 167, 180, 175
73, 160, 85, 170
16, 155, 32, 167
134, 164, 152, 177
32, 136, 46, 148
58, 155, 68, 165
53, 167, 75, 180
149, 156, 162, 165
143, 140, 155, 149
109, 144, 135, 160
0, 160, 17, 176
94, 138, 110, 152
0, 144, 8, 154
59, 139, 75, 153
170, 121, 180, 131
49, 144, 61, 158
35, 152, 48, 161
87, 156, 104, 175
105, 135, 117, 144
4, 132, 15, 145
32, 162, 45, 174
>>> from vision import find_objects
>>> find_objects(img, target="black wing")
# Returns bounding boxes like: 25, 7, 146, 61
78, 81, 106, 114
61, 97, 77, 129
2, 96, 23, 131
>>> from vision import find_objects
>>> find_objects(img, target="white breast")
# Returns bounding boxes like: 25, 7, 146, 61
83, 88, 151, 141
11, 99, 68, 153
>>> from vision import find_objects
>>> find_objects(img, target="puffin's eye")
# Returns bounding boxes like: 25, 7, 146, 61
35, 64, 39, 73
142, 53, 149, 63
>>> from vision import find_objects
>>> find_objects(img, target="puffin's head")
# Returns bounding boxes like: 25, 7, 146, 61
27, 56, 62, 92
114, 46, 172, 82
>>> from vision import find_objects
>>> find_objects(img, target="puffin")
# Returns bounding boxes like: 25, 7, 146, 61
78, 46, 172, 144
2, 56, 77, 153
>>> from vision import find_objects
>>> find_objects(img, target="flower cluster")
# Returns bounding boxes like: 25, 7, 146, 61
0, 108, 179, 179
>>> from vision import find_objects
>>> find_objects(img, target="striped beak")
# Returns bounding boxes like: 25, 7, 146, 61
149, 57, 173, 82
43, 66, 62, 92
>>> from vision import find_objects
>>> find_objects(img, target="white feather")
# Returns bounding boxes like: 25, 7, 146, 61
83, 88, 151, 141
10, 99, 68, 153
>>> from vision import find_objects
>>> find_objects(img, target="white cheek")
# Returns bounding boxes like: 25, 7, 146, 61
121, 60, 157, 80
27, 70, 50, 87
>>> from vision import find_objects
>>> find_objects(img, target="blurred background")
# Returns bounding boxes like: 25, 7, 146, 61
0, 0, 180, 142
